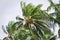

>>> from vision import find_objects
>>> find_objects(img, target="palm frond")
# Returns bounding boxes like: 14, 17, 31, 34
31, 4, 42, 16
16, 16, 24, 21
3, 37, 8, 40
2, 25, 7, 34
49, 35, 56, 40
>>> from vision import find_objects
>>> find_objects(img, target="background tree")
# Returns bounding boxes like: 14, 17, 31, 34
47, 0, 60, 39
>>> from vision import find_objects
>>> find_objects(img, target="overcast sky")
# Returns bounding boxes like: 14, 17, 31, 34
0, 0, 59, 39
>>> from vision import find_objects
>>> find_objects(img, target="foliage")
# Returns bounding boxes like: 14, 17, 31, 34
2, 0, 60, 40
47, 0, 60, 38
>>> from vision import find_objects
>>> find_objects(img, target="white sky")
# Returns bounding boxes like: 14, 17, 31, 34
0, 0, 59, 39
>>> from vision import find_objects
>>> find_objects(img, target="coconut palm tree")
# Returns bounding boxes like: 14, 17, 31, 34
14, 2, 55, 40
2, 21, 17, 40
